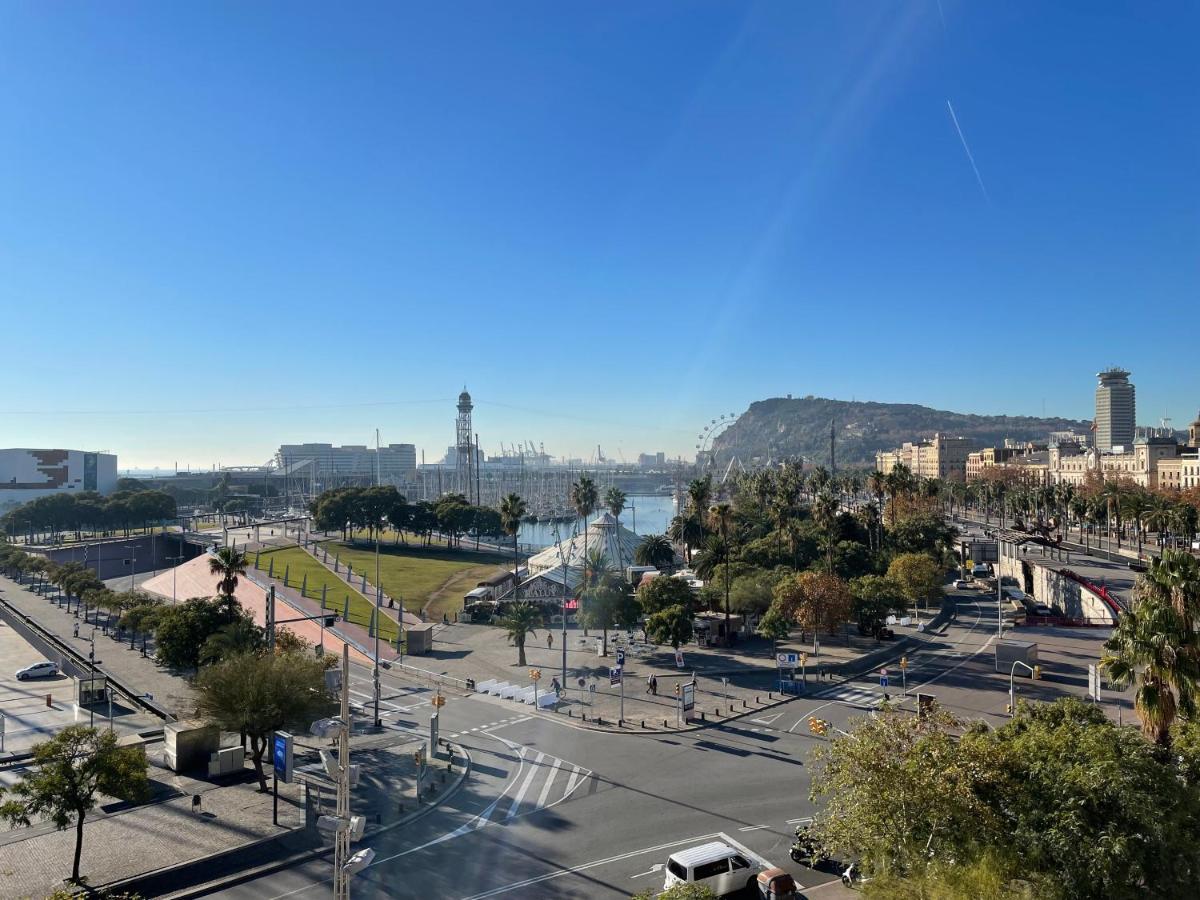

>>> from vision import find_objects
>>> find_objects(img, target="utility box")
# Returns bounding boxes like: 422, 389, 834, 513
406, 623, 435, 655
207, 745, 245, 778
75, 676, 108, 706
164, 721, 220, 774
995, 640, 1038, 674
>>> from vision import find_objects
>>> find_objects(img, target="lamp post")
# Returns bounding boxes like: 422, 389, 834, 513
1008, 660, 1034, 715
165, 553, 184, 605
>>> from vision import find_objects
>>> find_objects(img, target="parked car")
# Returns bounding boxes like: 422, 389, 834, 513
15, 661, 58, 681
953, 579, 970, 589
664, 842, 756, 897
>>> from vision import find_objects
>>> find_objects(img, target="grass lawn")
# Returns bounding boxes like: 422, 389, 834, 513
318, 540, 511, 621
249, 546, 400, 643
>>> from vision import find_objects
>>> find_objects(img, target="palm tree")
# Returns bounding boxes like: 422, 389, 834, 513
1121, 490, 1149, 556
499, 493, 528, 580
869, 470, 887, 548
1144, 494, 1174, 549
812, 490, 839, 575
200, 618, 265, 665
707, 504, 735, 645
667, 513, 703, 564
208, 546, 248, 623
687, 476, 713, 523
635, 534, 675, 571
605, 486, 629, 572
570, 475, 599, 573
498, 602, 541, 667
1101, 550, 1200, 745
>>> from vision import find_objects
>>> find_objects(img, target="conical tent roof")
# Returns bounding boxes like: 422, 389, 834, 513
526, 512, 641, 577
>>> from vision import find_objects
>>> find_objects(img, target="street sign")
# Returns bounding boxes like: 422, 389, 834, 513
610, 666, 622, 686
616, 648, 626, 667
880, 667, 889, 688
681, 682, 695, 713
588, 682, 596, 693
674, 649, 684, 668
272, 732, 294, 784
776, 652, 798, 668
430, 712, 439, 752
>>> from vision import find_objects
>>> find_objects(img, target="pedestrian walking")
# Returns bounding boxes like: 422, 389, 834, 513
547, 633, 554, 650
550, 676, 561, 697
650, 674, 658, 696
73, 622, 79, 638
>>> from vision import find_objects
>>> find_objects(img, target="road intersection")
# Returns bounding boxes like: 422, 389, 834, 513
206, 585, 1093, 900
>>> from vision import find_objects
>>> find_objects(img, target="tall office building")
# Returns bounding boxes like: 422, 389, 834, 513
1095, 368, 1135, 452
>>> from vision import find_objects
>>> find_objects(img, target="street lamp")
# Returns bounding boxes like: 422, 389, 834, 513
165, 554, 184, 605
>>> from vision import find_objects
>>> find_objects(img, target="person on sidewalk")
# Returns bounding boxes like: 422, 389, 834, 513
73, 622, 79, 639
647, 674, 658, 696
547, 633, 554, 650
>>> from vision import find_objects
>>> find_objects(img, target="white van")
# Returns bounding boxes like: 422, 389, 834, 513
663, 842, 755, 896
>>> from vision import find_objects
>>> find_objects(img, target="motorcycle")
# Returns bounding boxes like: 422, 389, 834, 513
789, 828, 828, 866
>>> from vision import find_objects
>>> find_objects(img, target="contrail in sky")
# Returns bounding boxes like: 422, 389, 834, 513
945, 99, 990, 203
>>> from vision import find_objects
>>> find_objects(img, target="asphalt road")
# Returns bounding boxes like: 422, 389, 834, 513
203, 588, 1040, 900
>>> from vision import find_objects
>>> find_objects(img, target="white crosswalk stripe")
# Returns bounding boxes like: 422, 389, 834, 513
496, 754, 592, 821
817, 684, 884, 709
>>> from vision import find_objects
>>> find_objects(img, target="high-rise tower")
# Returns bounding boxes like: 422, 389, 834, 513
1095, 368, 1135, 453
456, 388, 474, 496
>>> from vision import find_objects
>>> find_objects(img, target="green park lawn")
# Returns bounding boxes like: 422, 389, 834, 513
249, 546, 399, 642
252, 542, 511, 639
318, 540, 511, 621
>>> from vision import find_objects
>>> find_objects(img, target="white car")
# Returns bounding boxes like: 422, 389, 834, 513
664, 842, 755, 897
15, 661, 59, 681
953, 579, 970, 589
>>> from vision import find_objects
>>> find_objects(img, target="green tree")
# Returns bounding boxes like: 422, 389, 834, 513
645, 604, 693, 649
637, 574, 697, 616
667, 513, 703, 564
195, 651, 332, 791
208, 546, 248, 622
886, 553, 944, 619
632, 883, 717, 899
499, 493, 528, 579
850, 575, 905, 631
0, 726, 149, 884
634, 534, 675, 571
497, 602, 541, 667
200, 617, 266, 665
154, 597, 236, 670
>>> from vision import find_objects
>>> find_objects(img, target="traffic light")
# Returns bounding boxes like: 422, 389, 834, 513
675, 683, 682, 697
900, 656, 908, 671
431, 694, 446, 708
529, 668, 542, 682
799, 652, 808, 667
413, 747, 424, 767
807, 716, 819, 734
1033, 665, 1041, 680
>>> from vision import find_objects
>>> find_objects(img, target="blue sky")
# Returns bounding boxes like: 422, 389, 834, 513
2, 2, 1196, 469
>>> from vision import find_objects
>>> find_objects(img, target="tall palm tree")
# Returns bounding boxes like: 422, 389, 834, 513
499, 493, 528, 580
208, 546, 248, 622
499, 602, 541, 667
604, 487, 628, 559
1121, 490, 1150, 556
667, 513, 703, 564
812, 490, 840, 575
569, 475, 599, 576
869, 470, 887, 548
1144, 494, 1175, 549
707, 504, 735, 644
635, 534, 675, 571
687, 476, 713, 521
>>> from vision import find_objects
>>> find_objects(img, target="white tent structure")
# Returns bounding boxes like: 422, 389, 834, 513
515, 512, 642, 603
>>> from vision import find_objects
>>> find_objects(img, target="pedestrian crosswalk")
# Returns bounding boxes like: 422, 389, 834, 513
814, 683, 885, 709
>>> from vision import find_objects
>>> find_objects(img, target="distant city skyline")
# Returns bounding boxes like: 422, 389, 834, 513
2, 3, 1196, 469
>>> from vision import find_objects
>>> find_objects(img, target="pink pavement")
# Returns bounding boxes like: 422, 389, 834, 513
141, 555, 374, 665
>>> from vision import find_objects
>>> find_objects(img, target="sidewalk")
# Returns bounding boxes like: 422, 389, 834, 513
0, 757, 306, 898
412, 617, 934, 730
0, 573, 195, 718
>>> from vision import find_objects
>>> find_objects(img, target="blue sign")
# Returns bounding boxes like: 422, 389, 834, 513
610, 666, 622, 685
273, 732, 294, 784
616, 649, 626, 667
880, 674, 889, 688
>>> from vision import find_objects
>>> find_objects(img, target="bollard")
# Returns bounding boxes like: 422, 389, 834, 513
641, 720, 645, 728
582, 712, 587, 721
755, 695, 759, 703
568, 709, 573, 717
742, 699, 748, 708
664, 719, 668, 728
768, 692, 773, 699
440, 771, 447, 784
700, 712, 705, 722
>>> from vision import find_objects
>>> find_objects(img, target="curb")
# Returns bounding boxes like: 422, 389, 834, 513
129, 739, 473, 900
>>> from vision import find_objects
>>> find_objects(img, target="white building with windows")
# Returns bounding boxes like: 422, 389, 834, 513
0, 449, 118, 511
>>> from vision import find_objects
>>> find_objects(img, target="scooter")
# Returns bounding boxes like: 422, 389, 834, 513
841, 863, 867, 887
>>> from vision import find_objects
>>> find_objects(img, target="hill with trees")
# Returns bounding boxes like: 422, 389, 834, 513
710, 395, 1092, 468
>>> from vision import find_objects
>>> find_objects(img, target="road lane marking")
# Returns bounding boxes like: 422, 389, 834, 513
535, 757, 562, 809
787, 701, 836, 732
505, 752, 543, 820
751, 712, 782, 725
564, 765, 584, 796
630, 863, 664, 879
786, 816, 814, 825
458, 833, 725, 900
738, 824, 771, 832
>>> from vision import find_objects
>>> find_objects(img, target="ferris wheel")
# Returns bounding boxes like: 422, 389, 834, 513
695, 413, 738, 466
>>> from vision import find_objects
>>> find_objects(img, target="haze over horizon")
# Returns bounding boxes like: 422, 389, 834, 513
3, 2, 1196, 468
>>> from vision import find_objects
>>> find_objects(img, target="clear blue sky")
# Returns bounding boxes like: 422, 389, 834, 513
2, 2, 1196, 469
